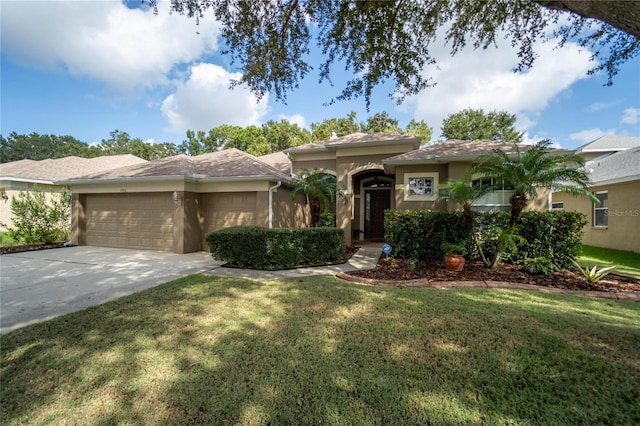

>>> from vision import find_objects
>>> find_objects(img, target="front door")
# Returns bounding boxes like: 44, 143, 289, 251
365, 190, 390, 240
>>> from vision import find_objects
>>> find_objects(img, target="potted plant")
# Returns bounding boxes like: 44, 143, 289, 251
442, 242, 467, 271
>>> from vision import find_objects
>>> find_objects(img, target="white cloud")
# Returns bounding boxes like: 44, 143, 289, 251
400, 33, 593, 142
278, 114, 307, 129
586, 101, 619, 112
161, 63, 268, 133
0, 0, 219, 91
621, 108, 640, 125
569, 128, 615, 144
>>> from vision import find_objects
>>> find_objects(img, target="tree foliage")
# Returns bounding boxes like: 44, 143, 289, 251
3, 185, 71, 244
98, 130, 179, 160
150, 0, 640, 107
179, 120, 312, 156
441, 108, 523, 143
0, 132, 93, 163
291, 168, 345, 227
472, 140, 595, 267
310, 111, 432, 142
436, 173, 494, 266
1, 130, 178, 163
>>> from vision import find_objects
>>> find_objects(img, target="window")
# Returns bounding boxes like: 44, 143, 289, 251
593, 191, 608, 227
471, 177, 515, 212
363, 177, 392, 188
551, 202, 564, 210
404, 173, 438, 201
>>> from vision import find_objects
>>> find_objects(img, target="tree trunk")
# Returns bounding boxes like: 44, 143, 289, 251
536, 1, 640, 39
463, 205, 491, 267
310, 198, 321, 227
509, 194, 528, 228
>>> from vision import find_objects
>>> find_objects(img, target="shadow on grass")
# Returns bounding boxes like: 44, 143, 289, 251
1, 276, 639, 424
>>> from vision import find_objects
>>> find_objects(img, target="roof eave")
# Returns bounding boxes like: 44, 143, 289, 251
57, 174, 292, 186
588, 174, 640, 187
0, 177, 55, 185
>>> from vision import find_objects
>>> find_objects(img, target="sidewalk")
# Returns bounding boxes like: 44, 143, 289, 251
205, 245, 382, 280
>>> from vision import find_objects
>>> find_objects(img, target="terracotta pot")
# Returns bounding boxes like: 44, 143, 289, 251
445, 254, 466, 271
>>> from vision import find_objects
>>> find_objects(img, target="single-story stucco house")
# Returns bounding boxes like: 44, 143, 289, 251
59, 134, 557, 253
0, 155, 147, 231
552, 135, 640, 253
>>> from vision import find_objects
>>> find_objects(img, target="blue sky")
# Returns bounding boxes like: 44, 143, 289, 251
1, 0, 639, 150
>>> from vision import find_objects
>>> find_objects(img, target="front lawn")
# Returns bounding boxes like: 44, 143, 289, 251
579, 244, 640, 278
1, 275, 639, 425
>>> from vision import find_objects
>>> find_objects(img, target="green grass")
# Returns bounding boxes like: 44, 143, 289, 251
2, 275, 639, 425
579, 245, 640, 278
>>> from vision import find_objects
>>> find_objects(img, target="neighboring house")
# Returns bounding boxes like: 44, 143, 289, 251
574, 134, 640, 161
59, 149, 307, 253
59, 135, 557, 253
0, 155, 147, 231
552, 135, 640, 253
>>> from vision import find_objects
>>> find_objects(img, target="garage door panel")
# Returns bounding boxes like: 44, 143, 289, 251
86, 193, 174, 251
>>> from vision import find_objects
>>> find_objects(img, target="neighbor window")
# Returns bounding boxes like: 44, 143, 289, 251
404, 173, 438, 201
593, 191, 608, 227
551, 202, 564, 210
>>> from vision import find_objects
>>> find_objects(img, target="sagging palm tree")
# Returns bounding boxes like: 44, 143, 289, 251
473, 140, 596, 267
436, 173, 493, 267
291, 168, 345, 227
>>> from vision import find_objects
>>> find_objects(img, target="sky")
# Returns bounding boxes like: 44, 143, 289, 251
1, 0, 639, 151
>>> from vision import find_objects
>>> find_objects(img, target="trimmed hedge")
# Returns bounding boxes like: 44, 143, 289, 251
384, 210, 470, 261
206, 226, 345, 269
385, 210, 586, 267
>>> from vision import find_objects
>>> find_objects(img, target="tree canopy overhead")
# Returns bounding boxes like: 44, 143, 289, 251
149, 0, 639, 107
441, 108, 523, 143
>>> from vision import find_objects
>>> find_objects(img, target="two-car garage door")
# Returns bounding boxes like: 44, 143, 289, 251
85, 193, 174, 251
84, 192, 258, 252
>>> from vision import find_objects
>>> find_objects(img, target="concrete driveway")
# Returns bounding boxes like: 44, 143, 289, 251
0, 246, 221, 334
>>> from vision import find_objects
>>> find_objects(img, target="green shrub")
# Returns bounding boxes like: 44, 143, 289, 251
318, 212, 336, 227
385, 210, 586, 265
506, 211, 587, 268
206, 226, 345, 269
384, 210, 470, 261
520, 257, 558, 275
3, 185, 70, 244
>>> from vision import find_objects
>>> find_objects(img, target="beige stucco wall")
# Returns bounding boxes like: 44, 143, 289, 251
273, 186, 308, 228
553, 180, 640, 252
292, 159, 337, 176
394, 164, 449, 211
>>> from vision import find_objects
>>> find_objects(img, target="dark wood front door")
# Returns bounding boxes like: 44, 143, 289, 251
365, 190, 390, 240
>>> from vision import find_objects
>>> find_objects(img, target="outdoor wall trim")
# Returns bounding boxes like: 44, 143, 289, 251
56, 174, 291, 186
0, 177, 54, 185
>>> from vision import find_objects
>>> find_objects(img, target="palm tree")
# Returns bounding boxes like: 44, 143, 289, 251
291, 168, 345, 227
473, 140, 596, 267
436, 173, 493, 266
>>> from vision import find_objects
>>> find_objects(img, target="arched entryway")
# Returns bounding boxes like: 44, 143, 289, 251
352, 171, 394, 241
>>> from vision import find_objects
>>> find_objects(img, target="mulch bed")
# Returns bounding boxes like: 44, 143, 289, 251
346, 257, 640, 293
0, 242, 67, 255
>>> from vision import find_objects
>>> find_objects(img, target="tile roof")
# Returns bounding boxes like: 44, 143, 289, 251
0, 155, 147, 182
61, 149, 292, 183
575, 135, 640, 153
286, 132, 421, 153
383, 139, 536, 163
586, 146, 640, 185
